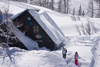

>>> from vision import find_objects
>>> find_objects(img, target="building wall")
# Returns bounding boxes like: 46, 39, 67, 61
13, 10, 55, 50
0, 10, 3, 24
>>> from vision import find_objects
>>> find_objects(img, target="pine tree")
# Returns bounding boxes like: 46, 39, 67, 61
64, 0, 66, 14
73, 8, 75, 15
66, 0, 70, 14
82, 10, 85, 16
87, 0, 94, 17
96, 0, 100, 17
58, 0, 62, 12
51, 0, 54, 10
78, 5, 82, 16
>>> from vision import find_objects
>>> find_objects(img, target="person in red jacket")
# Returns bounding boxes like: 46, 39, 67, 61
74, 52, 79, 66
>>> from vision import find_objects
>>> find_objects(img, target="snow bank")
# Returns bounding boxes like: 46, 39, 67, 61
0, 36, 93, 67
90, 36, 100, 67
0, 47, 69, 67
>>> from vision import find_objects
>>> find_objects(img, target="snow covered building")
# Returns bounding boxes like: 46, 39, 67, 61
10, 9, 66, 50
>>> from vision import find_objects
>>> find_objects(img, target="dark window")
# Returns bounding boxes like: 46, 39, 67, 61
25, 25, 29, 32
33, 26, 39, 33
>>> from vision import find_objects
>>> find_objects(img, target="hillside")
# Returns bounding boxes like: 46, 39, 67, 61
0, 0, 100, 36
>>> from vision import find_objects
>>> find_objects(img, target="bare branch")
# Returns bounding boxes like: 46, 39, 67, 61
75, 24, 81, 35
81, 22, 87, 35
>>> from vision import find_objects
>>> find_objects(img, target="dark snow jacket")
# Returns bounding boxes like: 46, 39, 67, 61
62, 49, 67, 54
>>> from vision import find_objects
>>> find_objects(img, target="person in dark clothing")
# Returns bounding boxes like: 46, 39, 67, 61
62, 47, 67, 59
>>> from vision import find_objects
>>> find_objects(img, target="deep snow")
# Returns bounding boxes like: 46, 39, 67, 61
0, 35, 94, 67
0, 0, 100, 67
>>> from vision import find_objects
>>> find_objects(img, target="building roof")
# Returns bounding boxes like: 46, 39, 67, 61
10, 9, 66, 48
7, 19, 38, 50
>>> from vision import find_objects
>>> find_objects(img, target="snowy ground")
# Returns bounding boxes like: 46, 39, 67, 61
0, 35, 95, 67
0, 0, 100, 67
0, 46, 92, 67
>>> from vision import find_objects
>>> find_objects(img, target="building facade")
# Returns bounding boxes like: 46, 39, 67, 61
11, 9, 55, 50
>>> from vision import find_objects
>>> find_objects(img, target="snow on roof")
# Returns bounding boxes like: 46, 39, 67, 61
11, 9, 66, 48
10, 9, 26, 20
39, 12, 66, 45
29, 9, 67, 48
7, 19, 38, 50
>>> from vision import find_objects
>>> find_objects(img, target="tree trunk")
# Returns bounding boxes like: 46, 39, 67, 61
64, 0, 66, 14
51, 0, 54, 10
